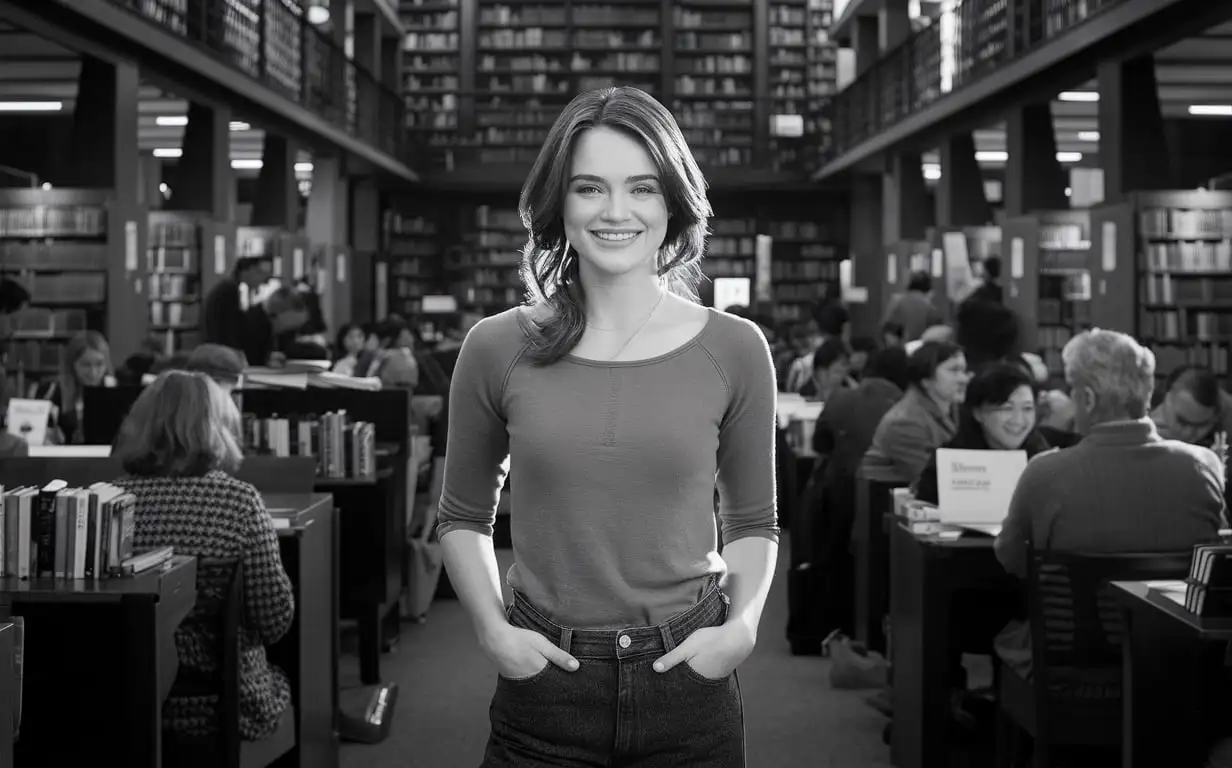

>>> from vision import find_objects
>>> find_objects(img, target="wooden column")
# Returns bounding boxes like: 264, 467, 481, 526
306, 156, 350, 329
1098, 55, 1172, 202
752, 0, 770, 166
853, 16, 880, 76
174, 101, 232, 220
936, 133, 992, 227
351, 180, 380, 322
849, 173, 884, 337
879, 0, 910, 52
458, 0, 478, 134
882, 151, 930, 243
1004, 102, 1068, 216
252, 133, 299, 230
137, 151, 162, 209
65, 56, 145, 361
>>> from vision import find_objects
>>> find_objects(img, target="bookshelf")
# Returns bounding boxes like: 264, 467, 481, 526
570, 1, 662, 96
767, 215, 841, 323
804, 0, 837, 169
1003, 211, 1092, 378
766, 0, 808, 170
927, 225, 1002, 319
881, 239, 935, 319
235, 226, 311, 304
145, 212, 214, 354
1093, 190, 1232, 383
452, 204, 524, 314
0, 189, 135, 396
382, 210, 442, 317
400, 0, 463, 172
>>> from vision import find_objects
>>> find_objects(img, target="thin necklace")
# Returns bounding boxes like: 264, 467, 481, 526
591, 290, 666, 361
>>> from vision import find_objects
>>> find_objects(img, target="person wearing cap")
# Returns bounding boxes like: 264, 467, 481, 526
186, 343, 247, 395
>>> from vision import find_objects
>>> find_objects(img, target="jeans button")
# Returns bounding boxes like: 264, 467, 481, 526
720, 592, 730, 605
618, 634, 631, 649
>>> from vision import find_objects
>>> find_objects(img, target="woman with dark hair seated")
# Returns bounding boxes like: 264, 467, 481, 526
914, 363, 1051, 504
112, 371, 294, 745
801, 337, 855, 401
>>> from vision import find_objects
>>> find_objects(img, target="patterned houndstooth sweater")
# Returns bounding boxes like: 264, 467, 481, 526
115, 470, 295, 740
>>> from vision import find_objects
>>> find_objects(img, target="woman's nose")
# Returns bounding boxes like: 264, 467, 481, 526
601, 193, 630, 221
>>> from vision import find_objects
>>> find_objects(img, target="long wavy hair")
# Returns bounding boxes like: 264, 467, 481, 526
517, 87, 713, 365
60, 331, 113, 409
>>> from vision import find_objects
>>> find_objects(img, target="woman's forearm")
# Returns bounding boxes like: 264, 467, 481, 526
440, 529, 509, 647
720, 536, 778, 641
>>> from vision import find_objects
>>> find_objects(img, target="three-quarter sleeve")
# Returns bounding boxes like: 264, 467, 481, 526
241, 488, 295, 644
715, 320, 780, 545
436, 319, 513, 540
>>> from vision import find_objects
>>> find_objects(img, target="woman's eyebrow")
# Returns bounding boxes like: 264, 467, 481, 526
567, 174, 660, 184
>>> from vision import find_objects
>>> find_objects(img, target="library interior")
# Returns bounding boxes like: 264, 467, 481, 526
3, 0, 1232, 766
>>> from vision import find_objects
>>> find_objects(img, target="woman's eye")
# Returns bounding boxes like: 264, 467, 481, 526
633, 185, 659, 195
576, 185, 601, 195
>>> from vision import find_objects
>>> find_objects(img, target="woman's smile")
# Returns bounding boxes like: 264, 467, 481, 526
590, 229, 642, 245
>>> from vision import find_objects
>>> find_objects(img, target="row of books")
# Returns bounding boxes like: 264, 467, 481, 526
1139, 209, 1232, 238
1179, 543, 1232, 616
0, 207, 106, 237
1142, 274, 1232, 306
0, 481, 135, 581
241, 411, 377, 480
1141, 241, 1232, 273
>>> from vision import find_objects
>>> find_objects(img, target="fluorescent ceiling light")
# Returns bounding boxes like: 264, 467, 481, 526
1189, 105, 1232, 116
307, 6, 330, 25
0, 101, 63, 112
1065, 187, 1073, 197
229, 121, 251, 131
1056, 152, 1083, 163
922, 163, 941, 180
1077, 131, 1100, 141
156, 115, 188, 127
153, 148, 183, 158
1059, 91, 1099, 102
975, 151, 1008, 162
231, 159, 263, 169
294, 162, 314, 173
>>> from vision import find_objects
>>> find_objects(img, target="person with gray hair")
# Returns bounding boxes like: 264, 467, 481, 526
991, 328, 1227, 677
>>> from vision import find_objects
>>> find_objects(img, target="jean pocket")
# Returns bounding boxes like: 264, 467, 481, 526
681, 659, 732, 686
498, 660, 554, 686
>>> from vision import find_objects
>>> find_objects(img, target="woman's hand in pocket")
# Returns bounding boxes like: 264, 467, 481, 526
652, 623, 755, 680
482, 623, 579, 679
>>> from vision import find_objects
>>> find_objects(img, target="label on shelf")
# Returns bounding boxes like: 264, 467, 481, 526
273, 256, 283, 277
336, 252, 347, 283
930, 248, 943, 279
214, 235, 226, 275
1101, 221, 1117, 272
293, 248, 305, 279
1011, 237, 1024, 279
376, 262, 388, 319
755, 234, 772, 302
125, 221, 138, 272
886, 253, 897, 285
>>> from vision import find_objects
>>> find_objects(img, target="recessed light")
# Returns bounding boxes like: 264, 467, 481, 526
922, 163, 941, 180
1189, 105, 1232, 116
294, 162, 314, 173
1077, 131, 1100, 141
307, 6, 330, 25
229, 121, 251, 131
1056, 152, 1082, 162
975, 151, 1009, 162
0, 101, 63, 111
231, 159, 263, 169
1059, 91, 1099, 102
1065, 187, 1073, 197
40, 182, 52, 190
153, 148, 183, 158
156, 115, 188, 127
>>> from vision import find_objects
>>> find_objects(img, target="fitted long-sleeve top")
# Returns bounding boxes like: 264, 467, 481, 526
116, 471, 295, 740
437, 306, 780, 629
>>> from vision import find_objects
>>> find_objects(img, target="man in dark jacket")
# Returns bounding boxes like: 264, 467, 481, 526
203, 256, 272, 352
241, 287, 309, 367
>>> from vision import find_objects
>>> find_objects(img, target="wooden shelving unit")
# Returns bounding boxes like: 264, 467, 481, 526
766, 0, 808, 170
145, 212, 213, 354
767, 216, 841, 323
234, 226, 311, 306
1004, 211, 1092, 379
1092, 190, 1232, 382
804, 0, 838, 168
382, 210, 442, 317
451, 204, 524, 314
400, 0, 463, 171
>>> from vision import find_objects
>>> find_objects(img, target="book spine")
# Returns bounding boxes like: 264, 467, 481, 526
34, 490, 56, 578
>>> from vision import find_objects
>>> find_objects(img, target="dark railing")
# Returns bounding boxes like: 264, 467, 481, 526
108, 0, 404, 160
830, 0, 1126, 163
404, 91, 832, 177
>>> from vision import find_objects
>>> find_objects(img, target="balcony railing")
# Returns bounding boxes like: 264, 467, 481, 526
108, 0, 404, 159
404, 91, 833, 178
830, 0, 1125, 162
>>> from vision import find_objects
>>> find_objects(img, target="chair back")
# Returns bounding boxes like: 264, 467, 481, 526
165, 558, 243, 766
234, 455, 317, 493
853, 474, 908, 655
1026, 546, 1190, 685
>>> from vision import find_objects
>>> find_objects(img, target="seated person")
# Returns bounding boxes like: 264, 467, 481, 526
994, 329, 1226, 676
915, 363, 1051, 505
355, 317, 419, 390
782, 320, 823, 393
800, 338, 855, 401
331, 323, 368, 376
848, 336, 878, 380
112, 370, 294, 741
242, 287, 309, 368
1151, 363, 1232, 448
861, 341, 970, 485
185, 343, 246, 396
28, 331, 115, 445
881, 321, 905, 349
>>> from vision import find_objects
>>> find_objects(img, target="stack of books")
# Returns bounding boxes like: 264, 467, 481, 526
1182, 542, 1232, 617
0, 481, 137, 580
243, 360, 382, 391
241, 410, 377, 480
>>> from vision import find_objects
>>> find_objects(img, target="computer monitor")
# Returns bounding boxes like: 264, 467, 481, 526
82, 385, 144, 446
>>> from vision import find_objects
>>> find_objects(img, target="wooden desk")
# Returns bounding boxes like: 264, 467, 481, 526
854, 477, 904, 655
0, 621, 14, 768
3, 557, 197, 768
316, 469, 401, 685
889, 524, 1015, 768
1113, 581, 1232, 768
267, 493, 339, 768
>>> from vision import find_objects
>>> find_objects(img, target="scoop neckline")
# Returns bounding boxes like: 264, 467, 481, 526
562, 306, 717, 368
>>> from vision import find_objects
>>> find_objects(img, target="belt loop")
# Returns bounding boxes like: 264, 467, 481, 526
659, 623, 676, 653
559, 627, 573, 654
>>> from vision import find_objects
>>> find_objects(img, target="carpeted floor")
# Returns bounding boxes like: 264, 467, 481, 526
338, 542, 893, 768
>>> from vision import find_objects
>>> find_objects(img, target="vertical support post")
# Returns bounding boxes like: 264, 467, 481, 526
1098, 55, 1172, 203
1004, 102, 1069, 216
252, 133, 299, 230
935, 133, 991, 227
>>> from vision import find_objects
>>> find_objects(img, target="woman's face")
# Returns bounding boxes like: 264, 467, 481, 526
813, 358, 850, 395
395, 329, 416, 350
343, 327, 365, 355
74, 348, 108, 387
364, 333, 380, 353
562, 126, 670, 283
976, 385, 1038, 450
927, 352, 970, 404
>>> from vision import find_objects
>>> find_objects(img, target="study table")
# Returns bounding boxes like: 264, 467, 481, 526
266, 492, 340, 768
1113, 581, 1232, 768
889, 523, 1017, 768
1, 556, 198, 767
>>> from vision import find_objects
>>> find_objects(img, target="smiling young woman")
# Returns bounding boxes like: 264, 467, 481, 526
435, 87, 780, 768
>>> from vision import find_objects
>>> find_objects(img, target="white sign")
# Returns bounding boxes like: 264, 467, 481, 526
272, 255, 283, 277
336, 252, 347, 283
713, 276, 750, 311
754, 235, 773, 302
886, 253, 898, 286
375, 261, 388, 319
6, 398, 52, 447
930, 248, 944, 279
293, 248, 305, 279
124, 220, 138, 272
1101, 221, 1117, 272
1010, 237, 1025, 279
214, 234, 227, 275
936, 448, 1028, 526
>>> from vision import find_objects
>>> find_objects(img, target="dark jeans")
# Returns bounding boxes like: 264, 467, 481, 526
482, 577, 746, 767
